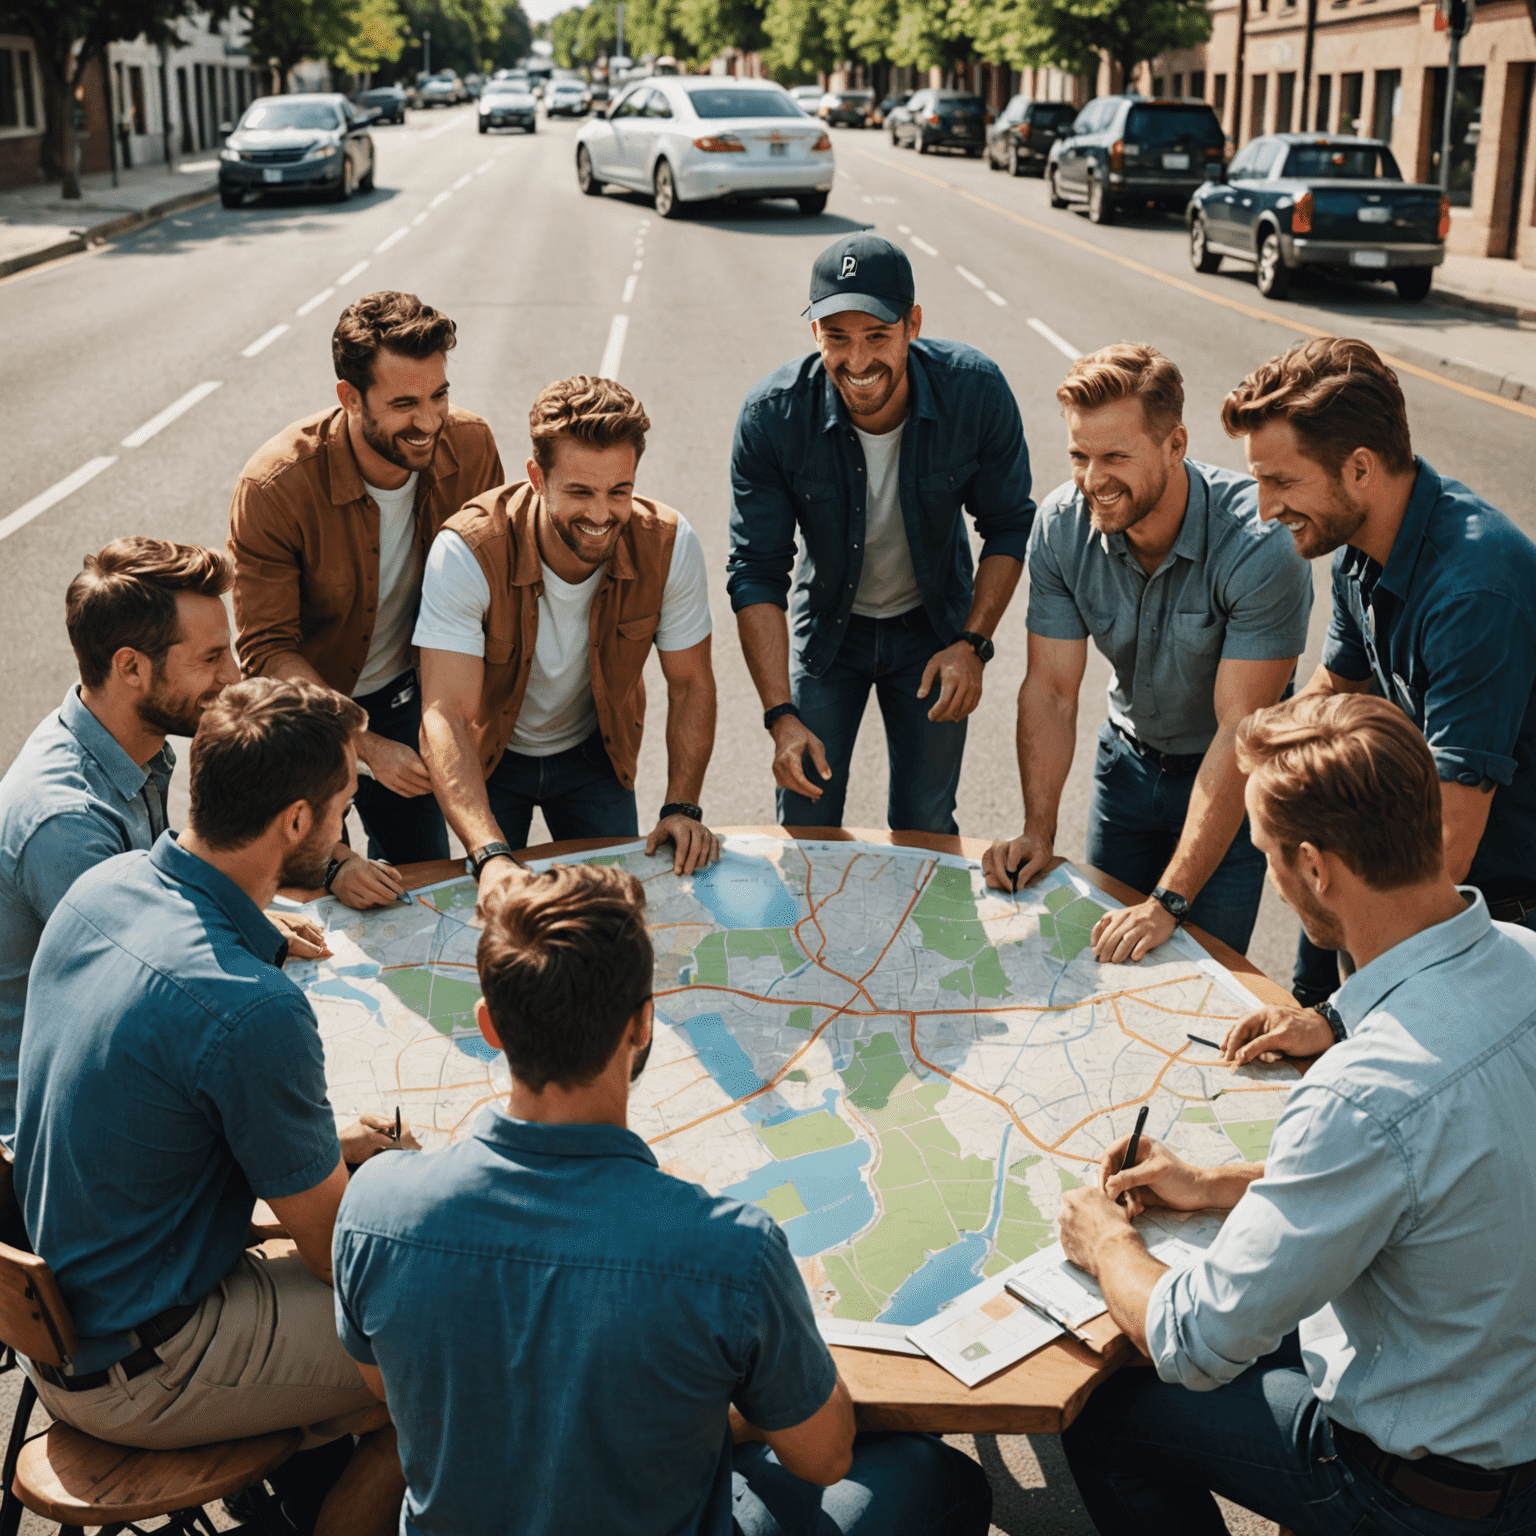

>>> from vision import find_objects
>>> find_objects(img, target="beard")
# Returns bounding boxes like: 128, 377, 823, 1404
1084, 462, 1170, 536
628, 1035, 652, 1085
360, 403, 438, 474
1277, 477, 1369, 560
278, 818, 336, 891
136, 668, 216, 738
548, 505, 622, 566
1287, 868, 1347, 953
832, 358, 904, 421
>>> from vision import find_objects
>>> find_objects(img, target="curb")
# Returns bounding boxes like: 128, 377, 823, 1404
0, 183, 218, 280
1379, 330, 1536, 404
1430, 285, 1536, 327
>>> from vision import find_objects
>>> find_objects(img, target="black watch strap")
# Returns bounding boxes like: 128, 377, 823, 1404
659, 802, 703, 822
1315, 1001, 1348, 1044
956, 630, 995, 663
323, 856, 347, 893
470, 841, 517, 882
1150, 886, 1190, 924
764, 701, 801, 732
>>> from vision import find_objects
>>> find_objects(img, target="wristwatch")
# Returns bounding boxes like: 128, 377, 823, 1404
1314, 1000, 1349, 1045
660, 802, 703, 822
763, 701, 801, 732
323, 856, 349, 893
956, 631, 995, 664
469, 841, 518, 882
1150, 886, 1190, 924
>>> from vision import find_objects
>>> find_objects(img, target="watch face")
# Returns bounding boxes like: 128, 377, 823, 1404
976, 637, 995, 662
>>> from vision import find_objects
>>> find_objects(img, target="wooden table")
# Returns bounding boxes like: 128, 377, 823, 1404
358, 825, 1295, 1437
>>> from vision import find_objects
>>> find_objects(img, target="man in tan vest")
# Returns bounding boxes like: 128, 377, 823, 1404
417, 377, 720, 905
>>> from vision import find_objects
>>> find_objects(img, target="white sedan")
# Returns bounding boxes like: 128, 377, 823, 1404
574, 77, 834, 218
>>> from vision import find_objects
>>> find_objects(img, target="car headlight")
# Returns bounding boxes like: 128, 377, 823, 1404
302, 142, 341, 161
220, 147, 242, 162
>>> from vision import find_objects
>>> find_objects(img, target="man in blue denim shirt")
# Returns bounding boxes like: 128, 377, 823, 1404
1223, 337, 1536, 1016
728, 233, 1034, 834
334, 862, 992, 1536
0, 538, 242, 1144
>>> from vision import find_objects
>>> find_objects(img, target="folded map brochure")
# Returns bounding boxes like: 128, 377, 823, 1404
906, 1210, 1225, 1388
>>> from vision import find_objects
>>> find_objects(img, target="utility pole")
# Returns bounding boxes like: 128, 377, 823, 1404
615, 3, 625, 63
1437, 0, 1474, 196
424, 27, 432, 75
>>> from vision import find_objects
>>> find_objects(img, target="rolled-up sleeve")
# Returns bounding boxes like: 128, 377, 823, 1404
1147, 1085, 1407, 1391
963, 371, 1034, 564
727, 404, 801, 615
1320, 556, 1372, 683
228, 479, 305, 679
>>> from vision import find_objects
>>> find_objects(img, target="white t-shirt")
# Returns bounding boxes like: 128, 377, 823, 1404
850, 420, 920, 619
413, 514, 714, 758
354, 473, 421, 697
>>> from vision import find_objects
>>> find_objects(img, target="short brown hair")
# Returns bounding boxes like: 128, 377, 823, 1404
477, 864, 653, 1093
529, 375, 650, 475
1057, 343, 1184, 441
65, 538, 232, 690
1220, 337, 1413, 476
1237, 693, 1441, 889
189, 678, 365, 850
332, 291, 457, 394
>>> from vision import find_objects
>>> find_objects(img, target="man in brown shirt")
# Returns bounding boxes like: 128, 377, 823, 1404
416, 377, 719, 909
228, 291, 503, 887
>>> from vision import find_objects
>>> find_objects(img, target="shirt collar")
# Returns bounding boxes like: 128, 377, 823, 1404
816, 343, 935, 434
58, 686, 162, 802
475, 1106, 660, 1167
148, 833, 289, 967
324, 407, 446, 507
1333, 886, 1492, 1031
1374, 457, 1437, 601
1097, 462, 1205, 566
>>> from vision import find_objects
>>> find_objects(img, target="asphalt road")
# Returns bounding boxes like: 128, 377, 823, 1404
1, 103, 1531, 1532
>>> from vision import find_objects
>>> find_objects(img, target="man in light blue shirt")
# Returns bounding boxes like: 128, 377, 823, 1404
1056, 692, 1536, 1535
0, 538, 239, 1140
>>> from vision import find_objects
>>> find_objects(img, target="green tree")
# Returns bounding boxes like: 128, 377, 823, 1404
333, 0, 409, 80
761, 0, 844, 81
243, 0, 354, 91
489, 2, 532, 68
675, 0, 766, 62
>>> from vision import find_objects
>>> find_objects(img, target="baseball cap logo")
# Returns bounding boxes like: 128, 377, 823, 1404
839, 254, 858, 279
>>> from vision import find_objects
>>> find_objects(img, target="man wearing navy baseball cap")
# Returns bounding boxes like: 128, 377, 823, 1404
726, 232, 1035, 833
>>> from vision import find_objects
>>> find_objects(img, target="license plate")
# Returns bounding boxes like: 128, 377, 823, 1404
1162, 152, 1190, 170
1351, 249, 1390, 268
262, 168, 283, 183
770, 141, 787, 157
1357, 205, 1391, 223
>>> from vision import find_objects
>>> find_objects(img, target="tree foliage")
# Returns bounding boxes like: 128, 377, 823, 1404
244, 0, 353, 84
953, 0, 1209, 83
332, 0, 409, 78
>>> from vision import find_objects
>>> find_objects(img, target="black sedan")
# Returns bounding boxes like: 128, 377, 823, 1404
219, 94, 375, 207
356, 84, 407, 124
889, 90, 988, 156
985, 96, 1076, 176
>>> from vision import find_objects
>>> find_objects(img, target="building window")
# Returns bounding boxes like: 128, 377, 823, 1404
1250, 73, 1269, 138
1214, 73, 1227, 118
220, 66, 231, 131
1340, 71, 1364, 135
128, 63, 147, 134
1428, 64, 1485, 205
194, 61, 207, 148
1192, 70, 1206, 100
177, 66, 193, 152
1172, 73, 1184, 97
1, 42, 40, 131
1276, 71, 1295, 131
1315, 73, 1332, 131
1371, 68, 1400, 145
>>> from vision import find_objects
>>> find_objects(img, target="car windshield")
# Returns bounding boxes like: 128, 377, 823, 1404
484, 86, 527, 97
836, 92, 872, 103
240, 101, 341, 130
1282, 143, 1402, 179
935, 94, 985, 113
1033, 103, 1076, 126
1125, 105, 1224, 146
686, 87, 803, 119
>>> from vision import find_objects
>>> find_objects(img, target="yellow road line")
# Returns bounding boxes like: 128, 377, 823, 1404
858, 150, 1536, 423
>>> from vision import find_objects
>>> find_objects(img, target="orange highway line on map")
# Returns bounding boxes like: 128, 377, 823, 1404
1047, 1039, 1188, 1150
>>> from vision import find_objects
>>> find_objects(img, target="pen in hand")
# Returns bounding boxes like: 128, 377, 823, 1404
1187, 1032, 1224, 1052
391, 1106, 402, 1143
1116, 1105, 1150, 1207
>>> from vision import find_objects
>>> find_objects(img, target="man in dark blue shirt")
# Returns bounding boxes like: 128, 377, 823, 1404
728, 233, 1034, 834
1223, 336, 1536, 1021
334, 862, 992, 1536
17, 677, 411, 1536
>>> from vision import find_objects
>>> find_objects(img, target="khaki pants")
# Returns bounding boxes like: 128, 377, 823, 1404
29, 1252, 378, 1450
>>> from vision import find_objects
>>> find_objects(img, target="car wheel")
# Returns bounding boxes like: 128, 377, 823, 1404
889, 127, 898, 146
796, 192, 828, 215
527, 120, 536, 133
329, 156, 354, 203
1048, 167, 1067, 208
1087, 173, 1114, 224
359, 154, 375, 193
916, 134, 929, 155
1008, 143, 1025, 177
654, 159, 684, 219
219, 186, 243, 209
1189, 215, 1221, 273
1394, 266, 1433, 301
478, 118, 488, 133
576, 145, 603, 196
1256, 232, 1291, 299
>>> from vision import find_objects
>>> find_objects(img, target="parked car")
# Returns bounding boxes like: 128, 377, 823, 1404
419, 76, 461, 108
789, 84, 824, 114
588, 78, 611, 107
819, 89, 873, 128
479, 82, 537, 133
1187, 133, 1448, 301
219, 93, 375, 206
576, 77, 834, 218
888, 89, 988, 155
463, 73, 484, 99
985, 95, 1077, 176
1047, 96, 1225, 223
356, 84, 407, 124
546, 79, 589, 117
870, 91, 910, 128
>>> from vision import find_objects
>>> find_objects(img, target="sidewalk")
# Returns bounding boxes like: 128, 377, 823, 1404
1435, 250, 1536, 324
0, 157, 220, 278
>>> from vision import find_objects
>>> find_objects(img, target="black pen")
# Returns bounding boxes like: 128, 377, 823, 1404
392, 1106, 401, 1143
1187, 1032, 1224, 1051
1116, 1104, 1150, 1205
1005, 1281, 1101, 1351
1006, 862, 1023, 891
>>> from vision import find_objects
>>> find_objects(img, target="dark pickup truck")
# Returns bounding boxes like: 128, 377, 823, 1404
1187, 133, 1448, 301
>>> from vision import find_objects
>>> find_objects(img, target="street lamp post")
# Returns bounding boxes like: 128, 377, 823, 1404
423, 27, 432, 76
1437, 0, 1474, 198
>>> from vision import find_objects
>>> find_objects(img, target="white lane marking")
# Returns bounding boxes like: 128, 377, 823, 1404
631, 259, 642, 273
121, 381, 222, 448
1028, 317, 1082, 360
985, 289, 1008, 307
296, 286, 336, 317
622, 273, 638, 304
598, 314, 629, 380
955, 265, 986, 289
452, 173, 471, 190
0, 457, 117, 544
911, 235, 938, 256
337, 260, 369, 284
476, 159, 493, 173
429, 190, 452, 209
897, 223, 912, 233
413, 211, 429, 225
241, 323, 289, 358
374, 226, 408, 253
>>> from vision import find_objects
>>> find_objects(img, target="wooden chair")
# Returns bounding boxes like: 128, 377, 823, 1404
0, 1152, 299, 1536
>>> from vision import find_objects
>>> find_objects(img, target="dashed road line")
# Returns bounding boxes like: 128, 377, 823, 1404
985, 289, 1007, 307
622, 274, 638, 304
412, 211, 429, 226
955, 265, 985, 290
421, 118, 461, 141
374, 227, 409, 254
476, 159, 493, 174
897, 223, 912, 234
598, 314, 629, 380
631, 259, 643, 273
241, 323, 289, 358
337, 260, 369, 284
452, 173, 471, 191
296, 286, 336, 317
0, 457, 117, 544
1028, 317, 1082, 360
121, 381, 222, 447
910, 235, 938, 256
429, 190, 452, 209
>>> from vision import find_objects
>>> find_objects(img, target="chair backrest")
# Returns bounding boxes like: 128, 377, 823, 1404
0, 1147, 76, 1367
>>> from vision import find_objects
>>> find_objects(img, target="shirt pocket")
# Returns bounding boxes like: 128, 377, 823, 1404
617, 614, 660, 646
790, 473, 841, 516
1170, 612, 1223, 654
483, 635, 515, 666
917, 459, 979, 522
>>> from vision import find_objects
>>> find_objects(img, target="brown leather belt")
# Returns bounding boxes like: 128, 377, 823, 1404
34, 1301, 199, 1394
1333, 1423, 1536, 1521
1487, 893, 1536, 926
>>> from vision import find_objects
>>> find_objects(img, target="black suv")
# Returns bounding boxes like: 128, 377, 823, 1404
889, 89, 988, 156
1047, 96, 1225, 223
985, 96, 1078, 177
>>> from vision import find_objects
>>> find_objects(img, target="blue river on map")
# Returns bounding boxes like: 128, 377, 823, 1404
309, 970, 492, 1062
690, 852, 799, 929
682, 1013, 768, 1099
723, 1140, 876, 1255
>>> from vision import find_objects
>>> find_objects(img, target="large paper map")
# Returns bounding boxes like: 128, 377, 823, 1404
285, 835, 1297, 1348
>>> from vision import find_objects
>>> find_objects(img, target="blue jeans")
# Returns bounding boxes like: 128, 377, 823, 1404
780, 611, 967, 835
1062, 1336, 1536, 1536
1086, 721, 1266, 955
351, 672, 449, 865
485, 730, 639, 851
733, 1432, 991, 1536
